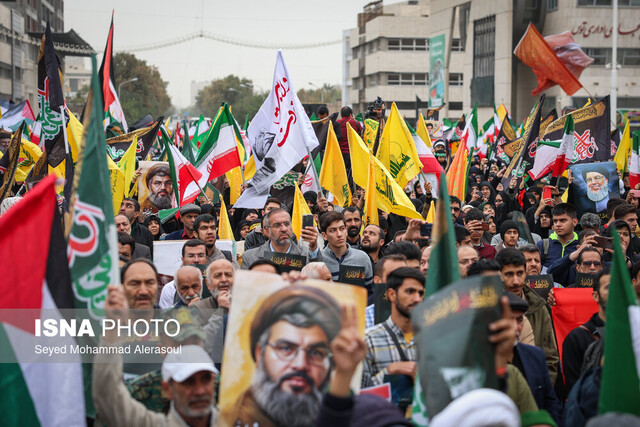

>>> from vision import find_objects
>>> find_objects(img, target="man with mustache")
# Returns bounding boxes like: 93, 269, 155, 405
141, 164, 175, 213
173, 265, 203, 308
223, 285, 341, 427
343, 207, 363, 248
582, 167, 610, 213
158, 239, 208, 309
362, 267, 425, 387
360, 224, 386, 267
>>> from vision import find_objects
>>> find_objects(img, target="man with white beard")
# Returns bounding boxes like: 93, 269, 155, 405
222, 286, 342, 427
583, 169, 610, 213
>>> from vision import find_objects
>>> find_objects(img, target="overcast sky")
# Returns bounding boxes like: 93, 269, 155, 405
64, 0, 376, 108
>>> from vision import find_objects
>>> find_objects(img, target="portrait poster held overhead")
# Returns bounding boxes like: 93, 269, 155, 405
218, 271, 367, 427
568, 161, 619, 218
138, 160, 176, 216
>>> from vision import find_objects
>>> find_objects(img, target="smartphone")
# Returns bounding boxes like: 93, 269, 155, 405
302, 214, 314, 229
420, 224, 433, 237
593, 236, 613, 250
543, 186, 553, 204
481, 221, 490, 231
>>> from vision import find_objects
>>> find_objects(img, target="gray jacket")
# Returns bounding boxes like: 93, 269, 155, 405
241, 240, 322, 270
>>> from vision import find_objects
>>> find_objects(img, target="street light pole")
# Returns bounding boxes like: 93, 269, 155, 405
118, 77, 138, 99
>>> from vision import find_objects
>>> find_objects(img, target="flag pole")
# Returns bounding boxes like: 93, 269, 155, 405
305, 145, 322, 195
60, 106, 69, 154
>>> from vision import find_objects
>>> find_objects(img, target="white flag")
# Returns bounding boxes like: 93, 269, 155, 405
300, 161, 319, 194
234, 50, 319, 208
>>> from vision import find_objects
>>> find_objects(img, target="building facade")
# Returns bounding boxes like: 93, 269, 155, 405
343, 0, 640, 125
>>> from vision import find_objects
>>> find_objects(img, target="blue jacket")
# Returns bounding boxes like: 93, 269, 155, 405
515, 343, 562, 424
537, 232, 579, 269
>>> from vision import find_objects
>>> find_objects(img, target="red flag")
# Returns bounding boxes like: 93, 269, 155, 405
551, 288, 599, 364
514, 23, 589, 96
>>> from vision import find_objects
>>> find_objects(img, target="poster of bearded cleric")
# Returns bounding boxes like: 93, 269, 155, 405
218, 271, 367, 427
138, 161, 177, 215
568, 161, 620, 217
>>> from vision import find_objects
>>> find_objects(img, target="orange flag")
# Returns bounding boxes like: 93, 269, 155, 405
446, 144, 468, 201
514, 23, 584, 96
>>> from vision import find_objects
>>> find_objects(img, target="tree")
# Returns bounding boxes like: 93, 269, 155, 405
114, 53, 171, 123
195, 75, 267, 123
297, 83, 341, 104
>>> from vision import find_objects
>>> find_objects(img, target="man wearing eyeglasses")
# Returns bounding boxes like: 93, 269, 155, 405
141, 163, 175, 213
241, 208, 322, 270
222, 285, 341, 427
548, 232, 604, 287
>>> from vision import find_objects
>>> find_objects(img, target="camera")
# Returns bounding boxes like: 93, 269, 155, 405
364, 97, 385, 120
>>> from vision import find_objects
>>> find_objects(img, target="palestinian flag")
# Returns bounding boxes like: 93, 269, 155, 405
105, 117, 163, 163
195, 103, 242, 182
37, 22, 68, 168
98, 13, 128, 134
162, 129, 205, 206
0, 174, 85, 425
0, 100, 36, 132
426, 176, 461, 297
598, 231, 640, 416
630, 131, 640, 190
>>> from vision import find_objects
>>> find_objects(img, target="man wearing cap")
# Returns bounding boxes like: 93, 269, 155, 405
506, 293, 562, 423
222, 285, 341, 427
127, 307, 208, 413
241, 208, 322, 270
94, 285, 219, 426
163, 204, 201, 240
495, 220, 520, 252
432, 139, 449, 170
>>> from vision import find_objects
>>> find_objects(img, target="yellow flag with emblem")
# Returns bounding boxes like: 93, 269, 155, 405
319, 124, 351, 208
416, 113, 432, 148
244, 155, 256, 181
118, 136, 137, 197
219, 196, 234, 240
107, 154, 125, 214
347, 123, 422, 219
15, 139, 42, 182
225, 166, 243, 204
376, 102, 423, 188
292, 182, 313, 240
363, 119, 379, 151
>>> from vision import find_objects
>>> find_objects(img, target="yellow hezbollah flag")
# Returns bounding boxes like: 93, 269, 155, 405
107, 154, 125, 214
319, 124, 351, 208
363, 152, 379, 227
426, 200, 436, 223
615, 120, 631, 173
363, 119, 379, 151
496, 103, 508, 123
219, 196, 234, 240
416, 113, 432, 148
376, 102, 423, 189
292, 183, 313, 239
225, 166, 243, 204
118, 135, 137, 197
67, 109, 84, 162
15, 139, 42, 182
347, 123, 421, 219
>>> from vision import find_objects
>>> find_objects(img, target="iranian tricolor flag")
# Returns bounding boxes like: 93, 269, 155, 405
406, 120, 443, 178
98, 13, 128, 133
194, 103, 242, 182
461, 104, 479, 151
629, 131, 640, 190
190, 114, 211, 149
0, 174, 85, 425
300, 156, 320, 194
552, 114, 575, 178
163, 135, 205, 206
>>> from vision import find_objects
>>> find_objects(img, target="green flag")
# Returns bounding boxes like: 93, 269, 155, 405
598, 231, 640, 416
425, 176, 461, 297
68, 54, 119, 319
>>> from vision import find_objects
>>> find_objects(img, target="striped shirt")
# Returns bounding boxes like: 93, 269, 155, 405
362, 317, 416, 388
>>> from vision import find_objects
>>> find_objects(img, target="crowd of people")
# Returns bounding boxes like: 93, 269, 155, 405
3, 102, 640, 427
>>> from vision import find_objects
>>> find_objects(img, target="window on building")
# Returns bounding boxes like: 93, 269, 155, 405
620, 48, 640, 66
387, 38, 428, 52
449, 73, 464, 86
583, 48, 640, 66
449, 102, 463, 111
387, 73, 428, 86
451, 38, 465, 52
584, 47, 610, 65
471, 15, 496, 106
388, 73, 400, 85
578, 0, 640, 5
547, 0, 558, 10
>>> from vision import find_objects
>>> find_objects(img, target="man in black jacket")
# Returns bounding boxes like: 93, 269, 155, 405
119, 198, 154, 256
